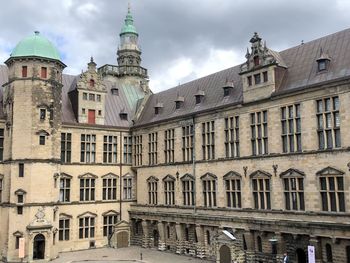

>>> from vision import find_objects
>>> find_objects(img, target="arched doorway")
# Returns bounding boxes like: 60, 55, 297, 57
153, 230, 159, 248
33, 234, 45, 260
296, 248, 307, 263
116, 231, 129, 248
220, 245, 231, 263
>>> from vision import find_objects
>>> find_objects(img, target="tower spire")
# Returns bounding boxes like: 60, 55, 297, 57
120, 3, 138, 36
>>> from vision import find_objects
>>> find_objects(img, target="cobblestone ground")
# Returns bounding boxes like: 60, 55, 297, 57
50, 246, 212, 263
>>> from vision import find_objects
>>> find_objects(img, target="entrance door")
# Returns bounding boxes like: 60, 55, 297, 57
33, 234, 45, 260
220, 245, 231, 263
296, 248, 307, 263
116, 231, 129, 248
88, 110, 95, 124
153, 230, 159, 248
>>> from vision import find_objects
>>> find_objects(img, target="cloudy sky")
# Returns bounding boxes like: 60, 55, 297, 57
0, 0, 349, 92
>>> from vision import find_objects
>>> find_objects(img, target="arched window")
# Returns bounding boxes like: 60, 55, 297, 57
326, 243, 333, 262
89, 79, 95, 87
257, 236, 262, 252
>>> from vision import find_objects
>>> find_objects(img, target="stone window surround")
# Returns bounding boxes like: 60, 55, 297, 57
280, 168, 305, 211
223, 171, 242, 208
101, 173, 118, 201
147, 176, 158, 205
77, 212, 97, 239
78, 173, 98, 202
250, 170, 272, 210
201, 172, 217, 208
181, 173, 195, 206
163, 174, 175, 206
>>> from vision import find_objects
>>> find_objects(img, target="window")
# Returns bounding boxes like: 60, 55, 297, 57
17, 206, 23, 215
111, 88, 119, 95
175, 101, 181, 109
252, 171, 271, 210
202, 173, 217, 207
224, 116, 240, 158
202, 121, 215, 160
223, 88, 231, 97
59, 218, 70, 241
79, 216, 95, 239
41, 67, 47, 78
257, 236, 262, 252
147, 177, 158, 205
182, 174, 195, 206
251, 111, 268, 155
254, 73, 261, 84
123, 136, 132, 164
148, 133, 158, 165
98, 110, 102, 116
59, 177, 71, 202
247, 76, 252, 86
195, 95, 203, 103
224, 172, 241, 208
39, 135, 45, 145
22, 66, 27, 77
61, 133, 72, 163
19, 163, 24, 177
281, 104, 301, 153
82, 108, 86, 114
326, 243, 333, 262
319, 172, 345, 212
206, 230, 211, 245
83, 92, 88, 100
89, 79, 95, 87
318, 60, 327, 71
0, 129, 4, 161
254, 56, 259, 66
155, 107, 159, 115
123, 177, 132, 200
346, 246, 350, 263
163, 176, 175, 206
89, 94, 95, 101
17, 194, 23, 203
15, 236, 20, 249
316, 97, 340, 149
80, 178, 95, 201
88, 109, 95, 124
80, 134, 96, 163
164, 129, 175, 163
40, 109, 46, 120
102, 177, 117, 200
263, 71, 268, 82
103, 215, 118, 237
133, 135, 143, 166
281, 169, 305, 211
96, 95, 101, 102
103, 136, 117, 163
0, 178, 2, 203
182, 125, 194, 162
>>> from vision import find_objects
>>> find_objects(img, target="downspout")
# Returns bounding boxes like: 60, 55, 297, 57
192, 116, 196, 214
119, 131, 123, 220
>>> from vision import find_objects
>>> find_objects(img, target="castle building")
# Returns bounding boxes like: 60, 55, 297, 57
0, 5, 350, 263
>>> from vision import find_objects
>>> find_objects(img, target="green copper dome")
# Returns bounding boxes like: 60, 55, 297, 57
120, 6, 138, 36
11, 31, 61, 61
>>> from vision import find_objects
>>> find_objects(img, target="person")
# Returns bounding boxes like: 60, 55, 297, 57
283, 252, 290, 263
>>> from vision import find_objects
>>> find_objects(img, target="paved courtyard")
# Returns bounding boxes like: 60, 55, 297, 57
51, 246, 212, 263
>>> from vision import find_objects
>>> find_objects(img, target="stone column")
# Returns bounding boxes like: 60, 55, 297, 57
141, 220, 150, 248
309, 236, 322, 263
195, 225, 205, 258
175, 223, 184, 254
244, 230, 255, 263
157, 221, 166, 251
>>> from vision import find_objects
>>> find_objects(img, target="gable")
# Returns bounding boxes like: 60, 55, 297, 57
316, 166, 345, 176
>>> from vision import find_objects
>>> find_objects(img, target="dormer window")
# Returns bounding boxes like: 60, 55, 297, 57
155, 107, 159, 115
175, 101, 181, 109
111, 88, 119, 96
254, 56, 260, 66
175, 95, 184, 110
318, 60, 327, 71
194, 90, 205, 104
316, 48, 331, 72
154, 102, 163, 115
120, 112, 128, 120
89, 79, 95, 87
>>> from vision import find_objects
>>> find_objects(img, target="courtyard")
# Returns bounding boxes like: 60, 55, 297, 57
50, 246, 212, 263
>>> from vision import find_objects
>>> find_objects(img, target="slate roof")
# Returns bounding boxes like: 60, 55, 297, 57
134, 28, 350, 126
1, 28, 350, 128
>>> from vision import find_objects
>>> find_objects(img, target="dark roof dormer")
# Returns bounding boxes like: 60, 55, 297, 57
316, 47, 331, 72
119, 109, 128, 120
154, 101, 163, 115
175, 93, 184, 109
194, 89, 205, 104
223, 79, 234, 97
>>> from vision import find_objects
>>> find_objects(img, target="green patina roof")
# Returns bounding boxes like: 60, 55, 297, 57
11, 31, 61, 61
120, 7, 138, 36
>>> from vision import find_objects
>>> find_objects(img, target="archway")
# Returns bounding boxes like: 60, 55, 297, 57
296, 248, 307, 263
116, 231, 129, 248
153, 229, 159, 248
219, 245, 231, 263
33, 234, 45, 260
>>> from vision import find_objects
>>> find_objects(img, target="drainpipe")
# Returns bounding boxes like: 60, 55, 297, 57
119, 131, 123, 220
